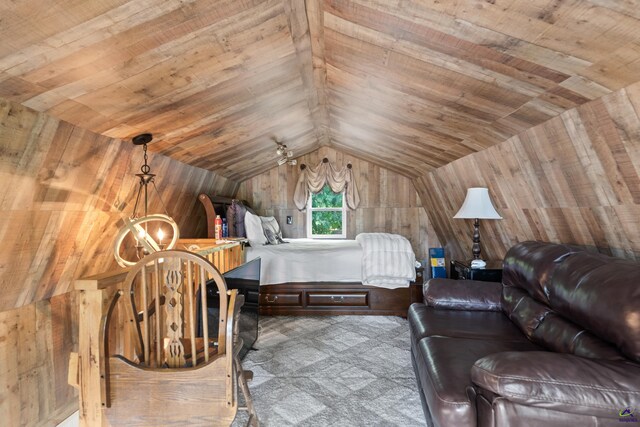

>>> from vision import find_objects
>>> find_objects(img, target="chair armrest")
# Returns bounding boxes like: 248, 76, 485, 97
471, 351, 640, 418
424, 278, 502, 311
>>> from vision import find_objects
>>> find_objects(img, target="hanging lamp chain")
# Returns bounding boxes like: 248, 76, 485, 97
131, 142, 162, 219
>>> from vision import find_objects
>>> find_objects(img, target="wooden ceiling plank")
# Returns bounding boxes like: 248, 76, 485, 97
532, 4, 640, 63
96, 36, 298, 134
282, 0, 330, 148
358, 0, 594, 76
0, 0, 131, 58
101, 47, 302, 136
324, 12, 553, 100
124, 59, 303, 137
328, 92, 464, 157
329, 119, 448, 170
325, 29, 524, 120
16, 0, 258, 87
330, 0, 573, 83
167, 108, 316, 173
0, 0, 185, 74
153, 99, 315, 166
326, 0, 572, 91
579, 40, 640, 91
587, 0, 640, 20
330, 137, 426, 177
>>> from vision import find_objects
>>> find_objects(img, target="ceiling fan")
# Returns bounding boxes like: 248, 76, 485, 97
274, 138, 297, 166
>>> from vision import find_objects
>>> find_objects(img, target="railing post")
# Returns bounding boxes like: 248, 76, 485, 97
73, 271, 128, 427
77, 285, 107, 426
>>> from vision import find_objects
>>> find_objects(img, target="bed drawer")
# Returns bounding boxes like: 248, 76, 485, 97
261, 292, 302, 306
306, 292, 369, 307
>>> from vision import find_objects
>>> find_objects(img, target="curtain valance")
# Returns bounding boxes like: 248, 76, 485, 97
293, 158, 360, 211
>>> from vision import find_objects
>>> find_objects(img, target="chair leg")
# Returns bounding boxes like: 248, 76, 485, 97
235, 356, 259, 427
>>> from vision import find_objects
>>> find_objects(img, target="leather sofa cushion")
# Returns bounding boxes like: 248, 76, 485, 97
501, 286, 552, 339
502, 241, 575, 304
481, 396, 624, 427
424, 278, 502, 311
408, 303, 527, 351
548, 251, 640, 363
416, 337, 540, 427
531, 313, 627, 361
471, 351, 640, 418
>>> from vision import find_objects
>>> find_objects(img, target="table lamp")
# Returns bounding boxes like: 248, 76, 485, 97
453, 187, 502, 268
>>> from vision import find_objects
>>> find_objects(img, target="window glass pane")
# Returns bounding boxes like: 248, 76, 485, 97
311, 185, 343, 208
311, 210, 343, 235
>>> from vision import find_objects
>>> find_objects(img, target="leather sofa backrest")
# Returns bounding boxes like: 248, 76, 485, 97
548, 251, 640, 363
501, 241, 575, 304
502, 241, 636, 362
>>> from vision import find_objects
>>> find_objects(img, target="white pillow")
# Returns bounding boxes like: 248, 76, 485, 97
244, 211, 267, 246
261, 216, 283, 244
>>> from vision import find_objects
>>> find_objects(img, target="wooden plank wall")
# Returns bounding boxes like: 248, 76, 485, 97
414, 81, 640, 263
236, 146, 438, 262
0, 292, 78, 426
0, 97, 239, 425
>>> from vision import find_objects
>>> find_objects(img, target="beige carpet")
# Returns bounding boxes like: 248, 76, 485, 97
232, 315, 427, 426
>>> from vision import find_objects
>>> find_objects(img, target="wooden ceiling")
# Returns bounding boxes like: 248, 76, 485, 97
1, 0, 640, 180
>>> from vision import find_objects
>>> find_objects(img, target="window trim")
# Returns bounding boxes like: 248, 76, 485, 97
306, 189, 347, 239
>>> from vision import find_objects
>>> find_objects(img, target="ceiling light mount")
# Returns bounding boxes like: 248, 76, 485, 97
132, 133, 153, 145
273, 137, 297, 166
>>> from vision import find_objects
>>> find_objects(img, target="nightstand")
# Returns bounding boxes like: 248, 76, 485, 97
450, 260, 503, 282
410, 267, 425, 304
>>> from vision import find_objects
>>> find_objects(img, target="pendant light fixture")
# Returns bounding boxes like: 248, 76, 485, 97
113, 133, 180, 267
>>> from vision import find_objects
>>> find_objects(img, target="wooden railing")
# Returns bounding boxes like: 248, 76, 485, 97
69, 240, 245, 427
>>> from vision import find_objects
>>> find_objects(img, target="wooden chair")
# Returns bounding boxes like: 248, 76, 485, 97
99, 250, 258, 426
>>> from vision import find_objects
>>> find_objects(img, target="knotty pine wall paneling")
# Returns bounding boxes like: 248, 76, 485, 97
0, 98, 239, 425
236, 146, 439, 262
414, 81, 640, 262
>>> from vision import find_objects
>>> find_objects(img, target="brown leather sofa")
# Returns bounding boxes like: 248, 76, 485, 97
408, 241, 640, 427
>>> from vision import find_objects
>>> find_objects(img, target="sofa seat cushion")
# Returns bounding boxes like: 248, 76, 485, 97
471, 351, 640, 418
416, 337, 540, 427
408, 304, 528, 350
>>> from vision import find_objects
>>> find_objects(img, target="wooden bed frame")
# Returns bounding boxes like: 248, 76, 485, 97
199, 193, 424, 317
259, 274, 424, 317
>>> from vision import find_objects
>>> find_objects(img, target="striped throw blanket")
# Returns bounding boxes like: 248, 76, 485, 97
355, 233, 416, 289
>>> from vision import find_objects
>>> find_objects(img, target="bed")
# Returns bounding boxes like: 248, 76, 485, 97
246, 239, 362, 285
199, 194, 424, 316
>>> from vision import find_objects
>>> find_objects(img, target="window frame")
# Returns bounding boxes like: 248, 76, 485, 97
306, 188, 347, 239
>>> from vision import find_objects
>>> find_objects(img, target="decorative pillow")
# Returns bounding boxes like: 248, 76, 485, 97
232, 200, 254, 238
244, 211, 267, 246
226, 204, 236, 237
261, 216, 284, 245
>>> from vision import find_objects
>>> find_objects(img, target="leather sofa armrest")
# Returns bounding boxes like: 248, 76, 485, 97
471, 351, 640, 418
423, 278, 502, 311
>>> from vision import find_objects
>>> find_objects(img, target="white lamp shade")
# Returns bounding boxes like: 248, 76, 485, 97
454, 187, 502, 219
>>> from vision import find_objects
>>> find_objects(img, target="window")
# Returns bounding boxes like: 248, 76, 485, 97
307, 185, 346, 238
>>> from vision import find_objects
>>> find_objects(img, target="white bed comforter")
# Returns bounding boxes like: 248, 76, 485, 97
355, 233, 416, 289
246, 239, 362, 285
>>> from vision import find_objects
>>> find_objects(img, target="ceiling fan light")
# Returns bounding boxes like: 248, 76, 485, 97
277, 156, 288, 166
276, 146, 285, 156
286, 150, 293, 158
288, 159, 297, 166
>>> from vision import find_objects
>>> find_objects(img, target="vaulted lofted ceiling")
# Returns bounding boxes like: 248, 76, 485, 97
1, 0, 640, 181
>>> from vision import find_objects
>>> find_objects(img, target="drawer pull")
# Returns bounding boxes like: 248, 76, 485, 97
331, 295, 344, 302
266, 295, 278, 303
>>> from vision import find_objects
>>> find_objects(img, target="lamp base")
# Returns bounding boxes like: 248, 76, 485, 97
470, 259, 487, 269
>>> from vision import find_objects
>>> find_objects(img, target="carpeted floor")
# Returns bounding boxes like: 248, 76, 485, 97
232, 315, 428, 426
